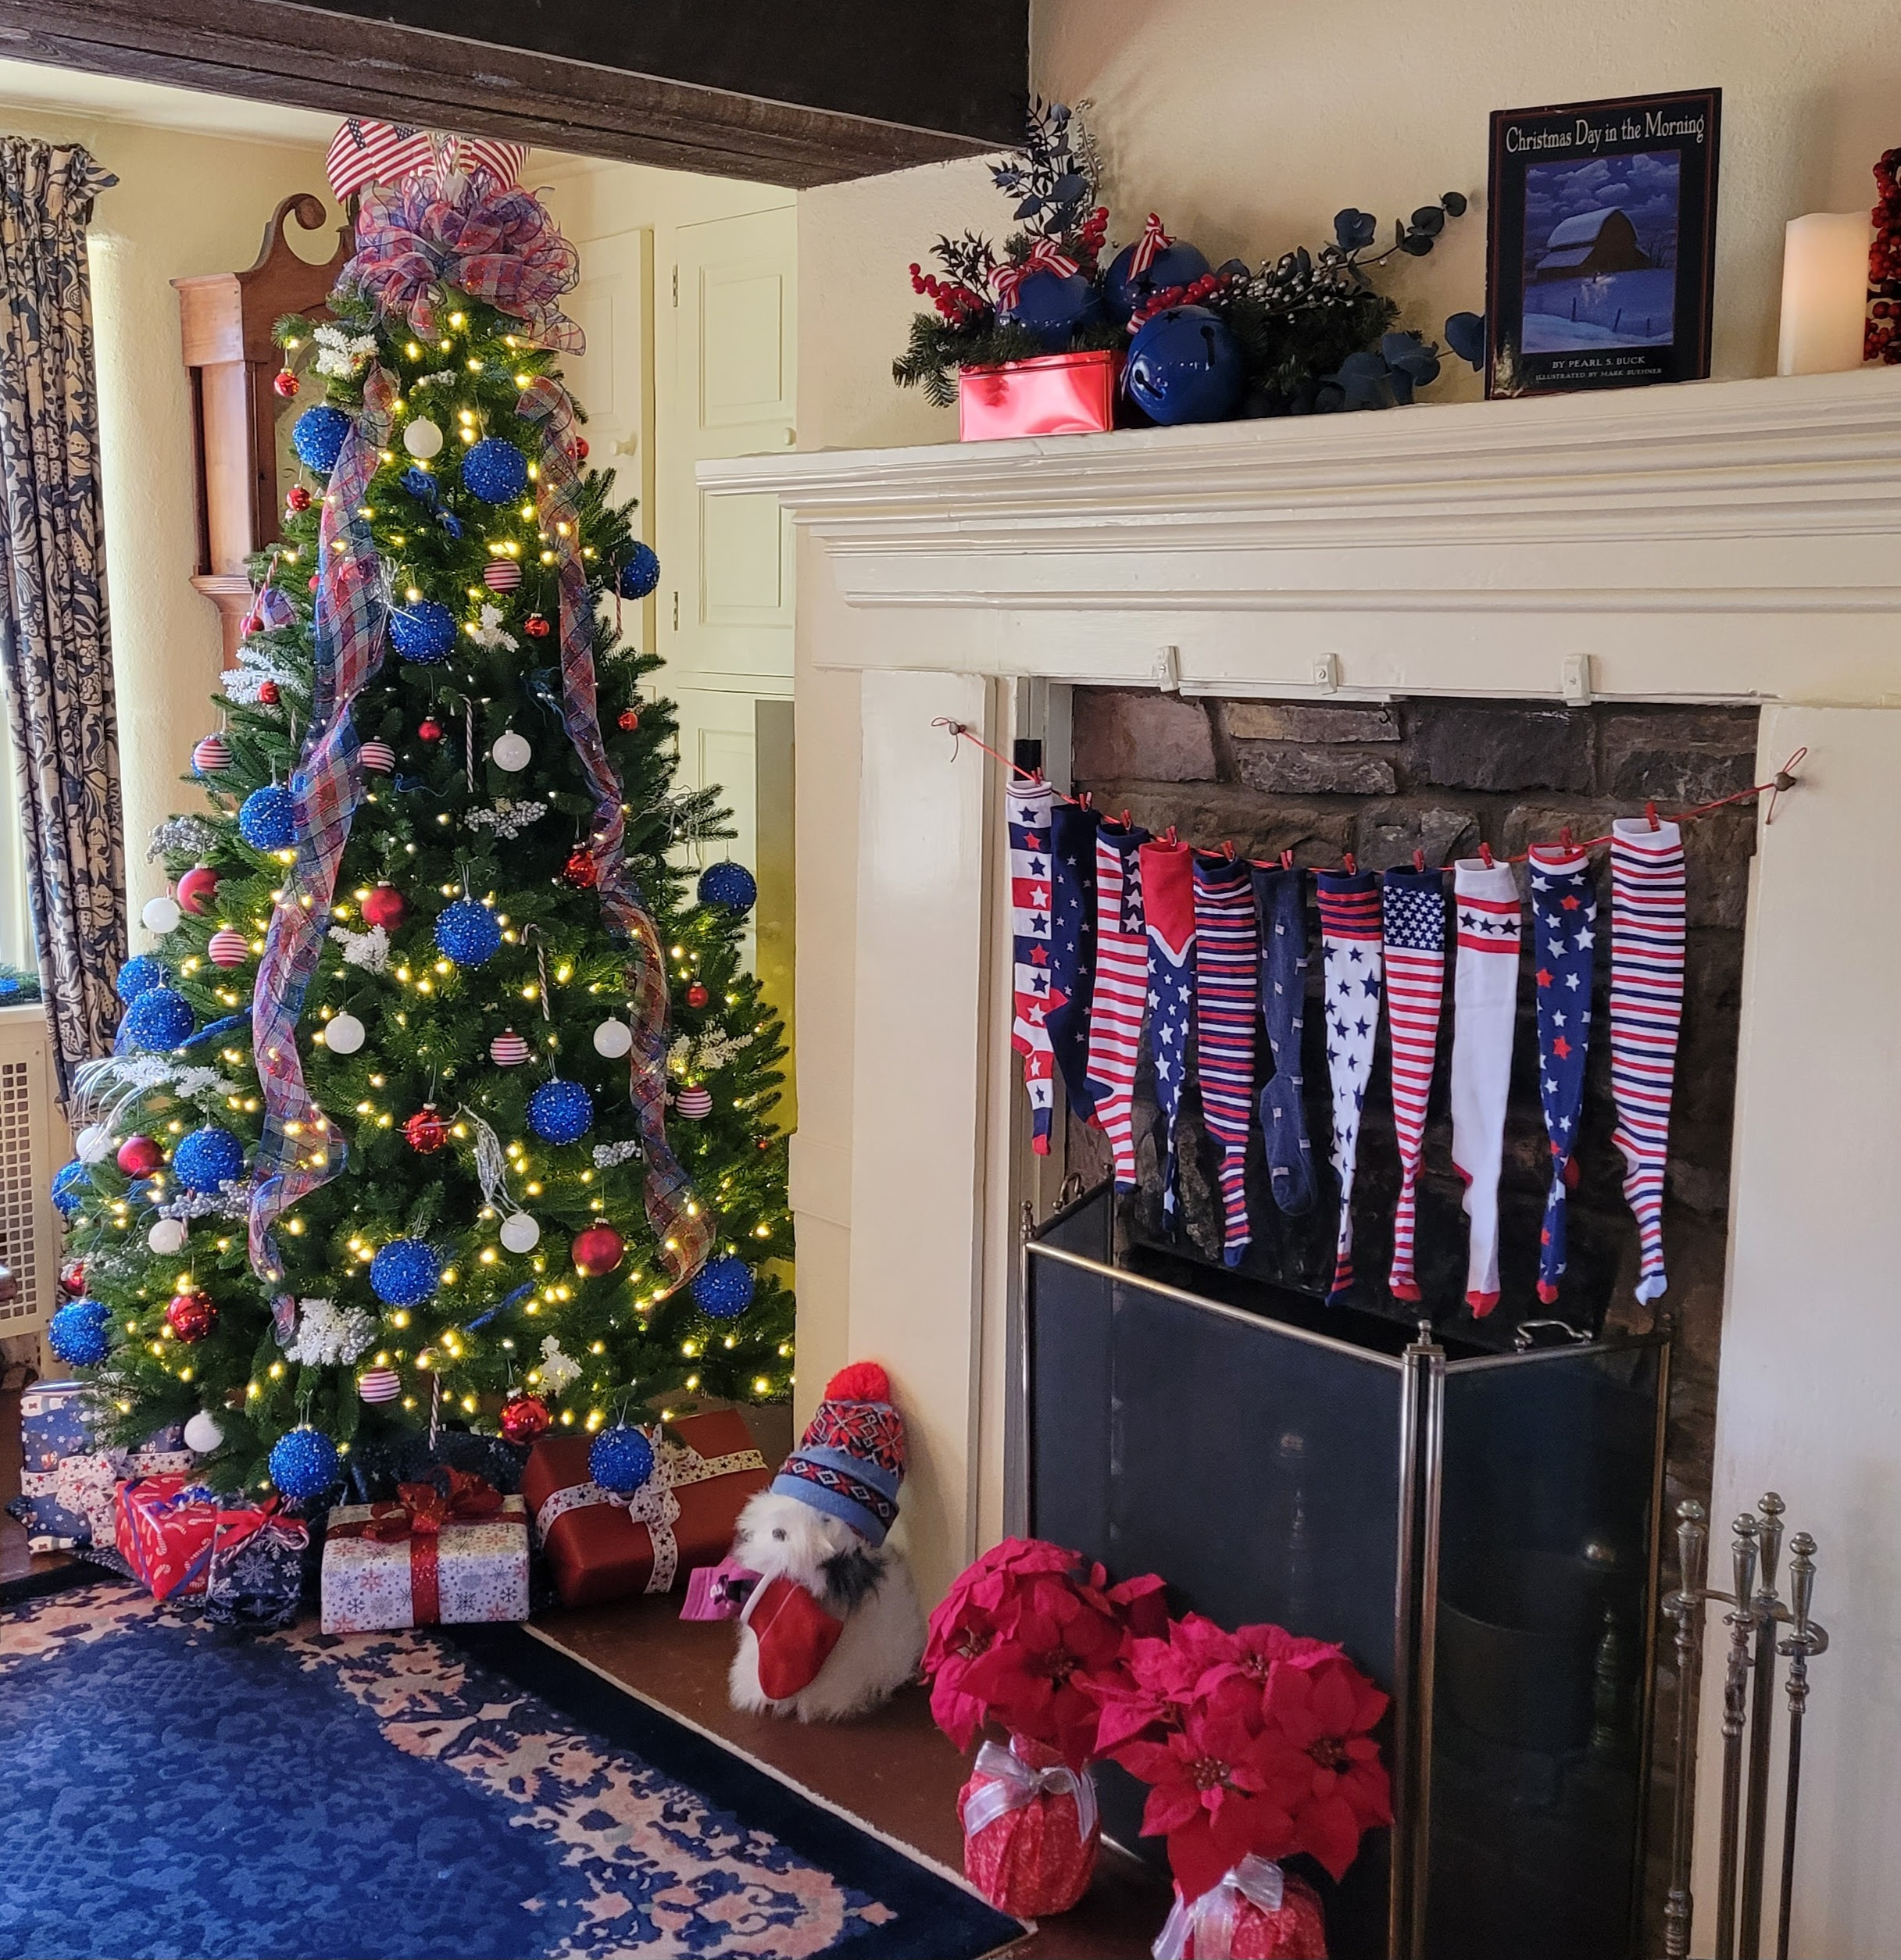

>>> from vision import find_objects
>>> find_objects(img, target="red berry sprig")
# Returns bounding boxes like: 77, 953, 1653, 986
909, 262, 986, 326
1867, 147, 1901, 366
1128, 270, 1234, 333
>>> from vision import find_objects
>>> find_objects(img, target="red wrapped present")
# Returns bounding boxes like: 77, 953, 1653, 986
321, 1469, 528, 1633
115, 1475, 277, 1603
958, 1735, 1101, 1917
958, 349, 1121, 441
1154, 1858, 1328, 1960
523, 1412, 770, 1608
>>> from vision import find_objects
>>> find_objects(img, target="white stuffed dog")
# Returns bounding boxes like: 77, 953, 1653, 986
729, 1363, 924, 1722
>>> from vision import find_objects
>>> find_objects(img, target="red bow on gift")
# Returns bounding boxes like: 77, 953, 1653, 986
995, 237, 1081, 308
362, 1468, 502, 1542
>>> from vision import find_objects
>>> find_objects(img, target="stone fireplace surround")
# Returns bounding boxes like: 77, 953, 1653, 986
706, 366, 1901, 1957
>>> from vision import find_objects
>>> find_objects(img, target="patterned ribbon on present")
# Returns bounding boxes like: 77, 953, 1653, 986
341, 169, 582, 352
532, 1434, 766, 1594
247, 365, 396, 1283
1127, 212, 1171, 278
962, 1737, 1099, 1842
994, 237, 1080, 307
516, 374, 712, 1280
330, 1469, 504, 1625
1152, 1857, 1287, 1960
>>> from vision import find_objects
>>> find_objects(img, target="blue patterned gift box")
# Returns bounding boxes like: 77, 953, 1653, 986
13, 1380, 189, 1550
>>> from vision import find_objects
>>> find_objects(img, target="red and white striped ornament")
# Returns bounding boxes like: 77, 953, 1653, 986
483, 559, 521, 591
359, 739, 396, 774
357, 1366, 401, 1405
676, 1085, 713, 1119
208, 927, 249, 968
192, 733, 232, 775
490, 1030, 531, 1066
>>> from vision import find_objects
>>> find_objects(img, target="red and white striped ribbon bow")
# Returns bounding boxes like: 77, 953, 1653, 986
995, 237, 1081, 307
1152, 1857, 1286, 1960
961, 1737, 1099, 1841
1128, 212, 1172, 277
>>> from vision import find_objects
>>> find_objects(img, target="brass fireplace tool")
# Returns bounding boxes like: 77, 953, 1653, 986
1662, 1493, 1829, 1960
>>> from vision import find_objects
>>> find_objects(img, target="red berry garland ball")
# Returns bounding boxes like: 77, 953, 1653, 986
571, 1223, 625, 1276
560, 850, 599, 890
166, 1291, 217, 1344
618, 709, 640, 731
685, 981, 709, 1009
287, 484, 313, 512
362, 884, 407, 930
417, 716, 444, 743
403, 1106, 448, 1153
259, 680, 281, 706
273, 369, 298, 399
524, 613, 552, 639
499, 1393, 551, 1443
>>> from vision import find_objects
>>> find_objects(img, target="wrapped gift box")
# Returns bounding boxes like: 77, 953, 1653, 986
18, 1380, 188, 1551
523, 1411, 770, 1608
958, 349, 1121, 441
116, 1476, 275, 1602
321, 1473, 529, 1633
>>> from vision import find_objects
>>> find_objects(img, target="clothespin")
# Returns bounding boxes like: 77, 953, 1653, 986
1480, 842, 1495, 868
1560, 823, 1575, 852
1343, 851, 1358, 875
1280, 848, 1294, 870
1163, 826, 1178, 846
1646, 800, 1660, 832
1413, 848, 1426, 873
1221, 839, 1236, 859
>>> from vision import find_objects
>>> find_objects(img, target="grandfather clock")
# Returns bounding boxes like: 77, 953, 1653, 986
174, 193, 352, 662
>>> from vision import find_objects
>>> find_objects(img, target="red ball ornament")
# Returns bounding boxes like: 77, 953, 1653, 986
524, 612, 552, 639
567, 435, 589, 461
308, 574, 320, 593
560, 849, 599, 891
362, 884, 407, 930
685, 982, 709, 1009
259, 680, 281, 706
177, 865, 220, 916
499, 1393, 551, 1443
403, 1105, 448, 1153
165, 1291, 217, 1344
287, 484, 313, 512
570, 1223, 625, 1276
60, 1258, 85, 1295
272, 369, 298, 399
617, 709, 640, 732
241, 612, 263, 637
756, 1135, 773, 1151
117, 1135, 164, 1176
417, 716, 443, 744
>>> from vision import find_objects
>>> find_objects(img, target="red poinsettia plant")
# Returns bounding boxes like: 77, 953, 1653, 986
923, 1537, 1167, 1770
1088, 1612, 1393, 1901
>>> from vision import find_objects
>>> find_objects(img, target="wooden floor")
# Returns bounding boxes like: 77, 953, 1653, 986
1, 1388, 1171, 1956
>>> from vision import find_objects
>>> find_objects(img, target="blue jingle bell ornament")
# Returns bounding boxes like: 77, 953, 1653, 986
999, 266, 1102, 352
1104, 219, 1211, 324
1124, 305, 1245, 427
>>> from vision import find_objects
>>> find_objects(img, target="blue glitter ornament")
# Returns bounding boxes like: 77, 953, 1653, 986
999, 269, 1102, 351
589, 1426, 656, 1494
527, 1079, 594, 1145
389, 599, 457, 664
51, 1159, 91, 1216
616, 542, 661, 601
461, 437, 530, 505
370, 1237, 441, 1308
269, 1426, 341, 1503
1103, 237, 1212, 324
173, 1125, 245, 1194
434, 898, 502, 967
1124, 305, 1245, 427
116, 954, 165, 1003
48, 1298, 112, 1366
238, 784, 297, 851
691, 1256, 755, 1320
122, 986, 195, 1052
697, 861, 758, 912
291, 404, 352, 473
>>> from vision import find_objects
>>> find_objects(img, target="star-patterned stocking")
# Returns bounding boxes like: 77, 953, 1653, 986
1006, 780, 1057, 1153
1528, 843, 1597, 1303
1381, 867, 1447, 1304
1449, 857, 1522, 1316
1084, 823, 1151, 1189
1315, 869, 1383, 1305
1192, 852, 1259, 1266
1047, 801, 1101, 1126
1139, 839, 1197, 1226
1251, 863, 1317, 1216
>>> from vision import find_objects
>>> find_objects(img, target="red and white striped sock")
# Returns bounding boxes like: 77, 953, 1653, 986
1083, 823, 1150, 1188
1316, 869, 1384, 1305
1006, 781, 1057, 1154
1381, 868, 1447, 1303
1449, 858, 1521, 1316
1610, 818, 1686, 1303
1192, 854, 1260, 1267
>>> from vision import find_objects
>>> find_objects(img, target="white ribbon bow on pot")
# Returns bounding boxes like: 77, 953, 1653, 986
962, 1735, 1100, 1842
1152, 1855, 1287, 1960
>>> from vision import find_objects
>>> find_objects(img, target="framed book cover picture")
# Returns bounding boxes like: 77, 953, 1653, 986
1485, 88, 1721, 398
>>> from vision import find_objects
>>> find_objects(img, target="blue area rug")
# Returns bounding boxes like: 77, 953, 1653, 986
0, 1575, 1021, 1960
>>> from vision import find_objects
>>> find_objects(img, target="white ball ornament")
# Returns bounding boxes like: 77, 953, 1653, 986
402, 416, 445, 460
323, 1012, 366, 1055
498, 1212, 541, 1255
142, 894, 181, 934
490, 730, 532, 773
148, 1216, 188, 1255
183, 1410, 225, 1455
76, 1123, 113, 1165
592, 1018, 633, 1059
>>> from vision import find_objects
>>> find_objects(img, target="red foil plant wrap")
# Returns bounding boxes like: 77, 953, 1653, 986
924, 1537, 1167, 1917
1868, 148, 1901, 365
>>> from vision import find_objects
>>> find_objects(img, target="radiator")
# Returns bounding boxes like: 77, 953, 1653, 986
0, 1005, 66, 1341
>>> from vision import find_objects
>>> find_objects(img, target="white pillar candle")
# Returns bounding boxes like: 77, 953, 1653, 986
1778, 212, 1874, 376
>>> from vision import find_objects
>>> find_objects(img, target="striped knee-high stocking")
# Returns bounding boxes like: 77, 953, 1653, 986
1192, 853, 1260, 1266
1140, 839, 1197, 1226
1316, 869, 1383, 1305
1449, 857, 1522, 1316
1381, 867, 1447, 1303
1006, 781, 1057, 1152
1047, 801, 1101, 1126
1528, 843, 1597, 1304
1083, 822, 1150, 1188
1610, 818, 1686, 1303
1252, 863, 1317, 1216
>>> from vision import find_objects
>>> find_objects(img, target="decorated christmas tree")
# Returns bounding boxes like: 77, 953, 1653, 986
48, 157, 792, 1501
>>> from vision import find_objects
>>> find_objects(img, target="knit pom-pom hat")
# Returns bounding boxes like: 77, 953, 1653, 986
771, 1361, 907, 1547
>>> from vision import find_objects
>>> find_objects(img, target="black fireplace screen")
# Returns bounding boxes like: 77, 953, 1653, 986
1021, 1183, 1668, 1960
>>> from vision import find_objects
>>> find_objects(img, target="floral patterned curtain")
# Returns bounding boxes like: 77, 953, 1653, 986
0, 138, 120, 1095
